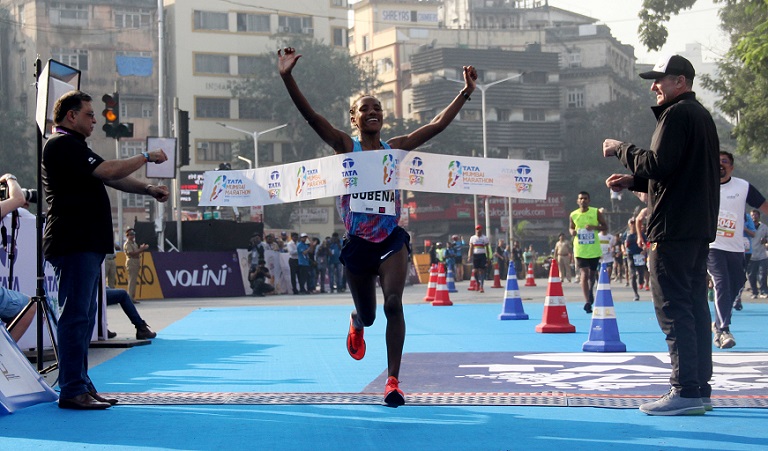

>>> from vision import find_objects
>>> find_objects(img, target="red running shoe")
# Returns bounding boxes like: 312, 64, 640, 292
346, 315, 365, 360
384, 376, 405, 407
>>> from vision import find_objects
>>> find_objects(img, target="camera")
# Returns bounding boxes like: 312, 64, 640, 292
0, 181, 37, 203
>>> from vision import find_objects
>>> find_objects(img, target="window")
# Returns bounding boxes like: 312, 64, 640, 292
17, 4, 24, 26
195, 54, 230, 74
567, 88, 585, 108
376, 58, 394, 74
123, 193, 146, 208
236, 13, 270, 32
120, 140, 145, 158
277, 15, 313, 34
567, 51, 582, 68
333, 28, 346, 47
49, 2, 88, 26
496, 109, 510, 121
523, 109, 545, 121
194, 10, 228, 31
51, 48, 88, 70
461, 109, 480, 121
332, 0, 348, 6
196, 98, 230, 118
362, 35, 370, 52
237, 55, 270, 75
197, 141, 233, 162
115, 8, 151, 28
239, 99, 270, 120
122, 101, 154, 118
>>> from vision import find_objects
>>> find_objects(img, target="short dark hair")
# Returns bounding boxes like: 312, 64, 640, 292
53, 90, 92, 125
720, 151, 734, 165
578, 191, 590, 199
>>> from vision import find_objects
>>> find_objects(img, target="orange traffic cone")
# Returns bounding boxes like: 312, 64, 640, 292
492, 262, 503, 288
524, 262, 537, 287
432, 263, 453, 306
467, 268, 478, 291
535, 259, 575, 333
423, 263, 437, 302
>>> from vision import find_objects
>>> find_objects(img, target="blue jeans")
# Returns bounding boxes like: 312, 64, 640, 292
50, 252, 104, 399
328, 262, 342, 291
106, 288, 143, 326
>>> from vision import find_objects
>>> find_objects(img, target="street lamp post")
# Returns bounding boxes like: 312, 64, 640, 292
444, 73, 523, 239
216, 122, 287, 169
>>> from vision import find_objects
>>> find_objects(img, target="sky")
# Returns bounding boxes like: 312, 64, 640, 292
546, 0, 729, 64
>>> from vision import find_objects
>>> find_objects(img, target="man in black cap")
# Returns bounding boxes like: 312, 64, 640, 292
602, 54, 719, 416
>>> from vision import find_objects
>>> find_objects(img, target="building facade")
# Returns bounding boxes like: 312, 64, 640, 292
0, 0, 160, 235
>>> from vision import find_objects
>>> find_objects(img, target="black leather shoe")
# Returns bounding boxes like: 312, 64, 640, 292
136, 323, 157, 340
90, 390, 118, 405
107, 330, 117, 339
58, 393, 111, 410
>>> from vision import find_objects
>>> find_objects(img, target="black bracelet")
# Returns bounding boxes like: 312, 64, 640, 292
461, 91, 471, 101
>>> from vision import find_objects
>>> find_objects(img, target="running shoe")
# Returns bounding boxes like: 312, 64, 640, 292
719, 331, 736, 349
384, 376, 405, 407
639, 388, 705, 416
733, 299, 743, 311
346, 315, 366, 360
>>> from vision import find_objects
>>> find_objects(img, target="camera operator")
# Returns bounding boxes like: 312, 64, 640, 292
42, 90, 169, 410
0, 173, 26, 216
0, 173, 37, 342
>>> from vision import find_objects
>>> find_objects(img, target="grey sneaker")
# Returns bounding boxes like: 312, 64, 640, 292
713, 331, 723, 348
639, 388, 706, 416
702, 397, 713, 412
720, 331, 736, 349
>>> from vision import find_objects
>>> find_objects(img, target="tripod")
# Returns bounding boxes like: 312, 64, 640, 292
7, 58, 60, 374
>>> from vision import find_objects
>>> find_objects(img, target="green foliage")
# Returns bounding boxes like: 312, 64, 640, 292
0, 110, 35, 186
230, 38, 380, 163
639, 0, 768, 158
638, 0, 698, 51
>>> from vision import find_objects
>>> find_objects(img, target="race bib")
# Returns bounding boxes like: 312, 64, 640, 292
577, 228, 595, 245
632, 253, 646, 267
716, 210, 738, 238
349, 190, 396, 216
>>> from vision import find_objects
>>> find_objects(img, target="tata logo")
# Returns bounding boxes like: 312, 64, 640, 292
342, 158, 355, 169
268, 182, 281, 189
411, 156, 423, 167
270, 171, 280, 181
228, 178, 244, 184
342, 170, 358, 177
465, 165, 481, 172
409, 168, 424, 175
306, 168, 319, 175
516, 165, 532, 175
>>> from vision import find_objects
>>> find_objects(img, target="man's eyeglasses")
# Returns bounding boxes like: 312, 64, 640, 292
720, 159, 732, 165
72, 109, 95, 118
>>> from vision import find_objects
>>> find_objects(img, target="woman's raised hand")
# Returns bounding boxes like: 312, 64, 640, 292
278, 47, 301, 76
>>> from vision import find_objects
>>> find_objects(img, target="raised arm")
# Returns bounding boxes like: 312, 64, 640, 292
388, 66, 477, 151
278, 47, 352, 154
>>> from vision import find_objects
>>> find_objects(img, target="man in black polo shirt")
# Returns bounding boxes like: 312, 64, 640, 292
43, 90, 169, 410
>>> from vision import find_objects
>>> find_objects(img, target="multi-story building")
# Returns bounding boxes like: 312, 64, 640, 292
350, 0, 637, 245
163, 0, 349, 234
0, 0, 160, 236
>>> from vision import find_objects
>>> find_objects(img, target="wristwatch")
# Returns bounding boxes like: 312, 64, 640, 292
5, 175, 17, 181
141, 151, 150, 162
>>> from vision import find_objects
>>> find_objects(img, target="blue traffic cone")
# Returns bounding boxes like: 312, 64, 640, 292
582, 263, 626, 352
446, 265, 458, 293
499, 261, 529, 320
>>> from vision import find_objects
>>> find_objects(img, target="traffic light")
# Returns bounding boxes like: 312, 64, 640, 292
178, 110, 190, 166
102, 93, 119, 138
101, 92, 134, 139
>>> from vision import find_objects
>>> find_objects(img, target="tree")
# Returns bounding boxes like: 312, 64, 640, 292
229, 38, 380, 163
638, 1, 768, 158
0, 110, 35, 187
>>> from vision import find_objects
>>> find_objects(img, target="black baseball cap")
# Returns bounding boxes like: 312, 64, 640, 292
639, 54, 695, 80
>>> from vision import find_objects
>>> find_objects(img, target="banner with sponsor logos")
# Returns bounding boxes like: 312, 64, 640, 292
198, 150, 548, 207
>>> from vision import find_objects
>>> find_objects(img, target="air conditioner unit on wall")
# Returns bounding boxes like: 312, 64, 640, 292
279, 26, 290, 33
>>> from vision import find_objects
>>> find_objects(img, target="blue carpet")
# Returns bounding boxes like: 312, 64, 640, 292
3, 301, 768, 450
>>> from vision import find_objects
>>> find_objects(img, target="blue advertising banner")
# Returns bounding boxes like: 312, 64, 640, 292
151, 252, 245, 298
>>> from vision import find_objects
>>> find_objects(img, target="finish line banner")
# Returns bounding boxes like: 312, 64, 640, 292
198, 149, 549, 207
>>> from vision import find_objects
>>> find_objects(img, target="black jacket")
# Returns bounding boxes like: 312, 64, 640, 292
616, 92, 719, 242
